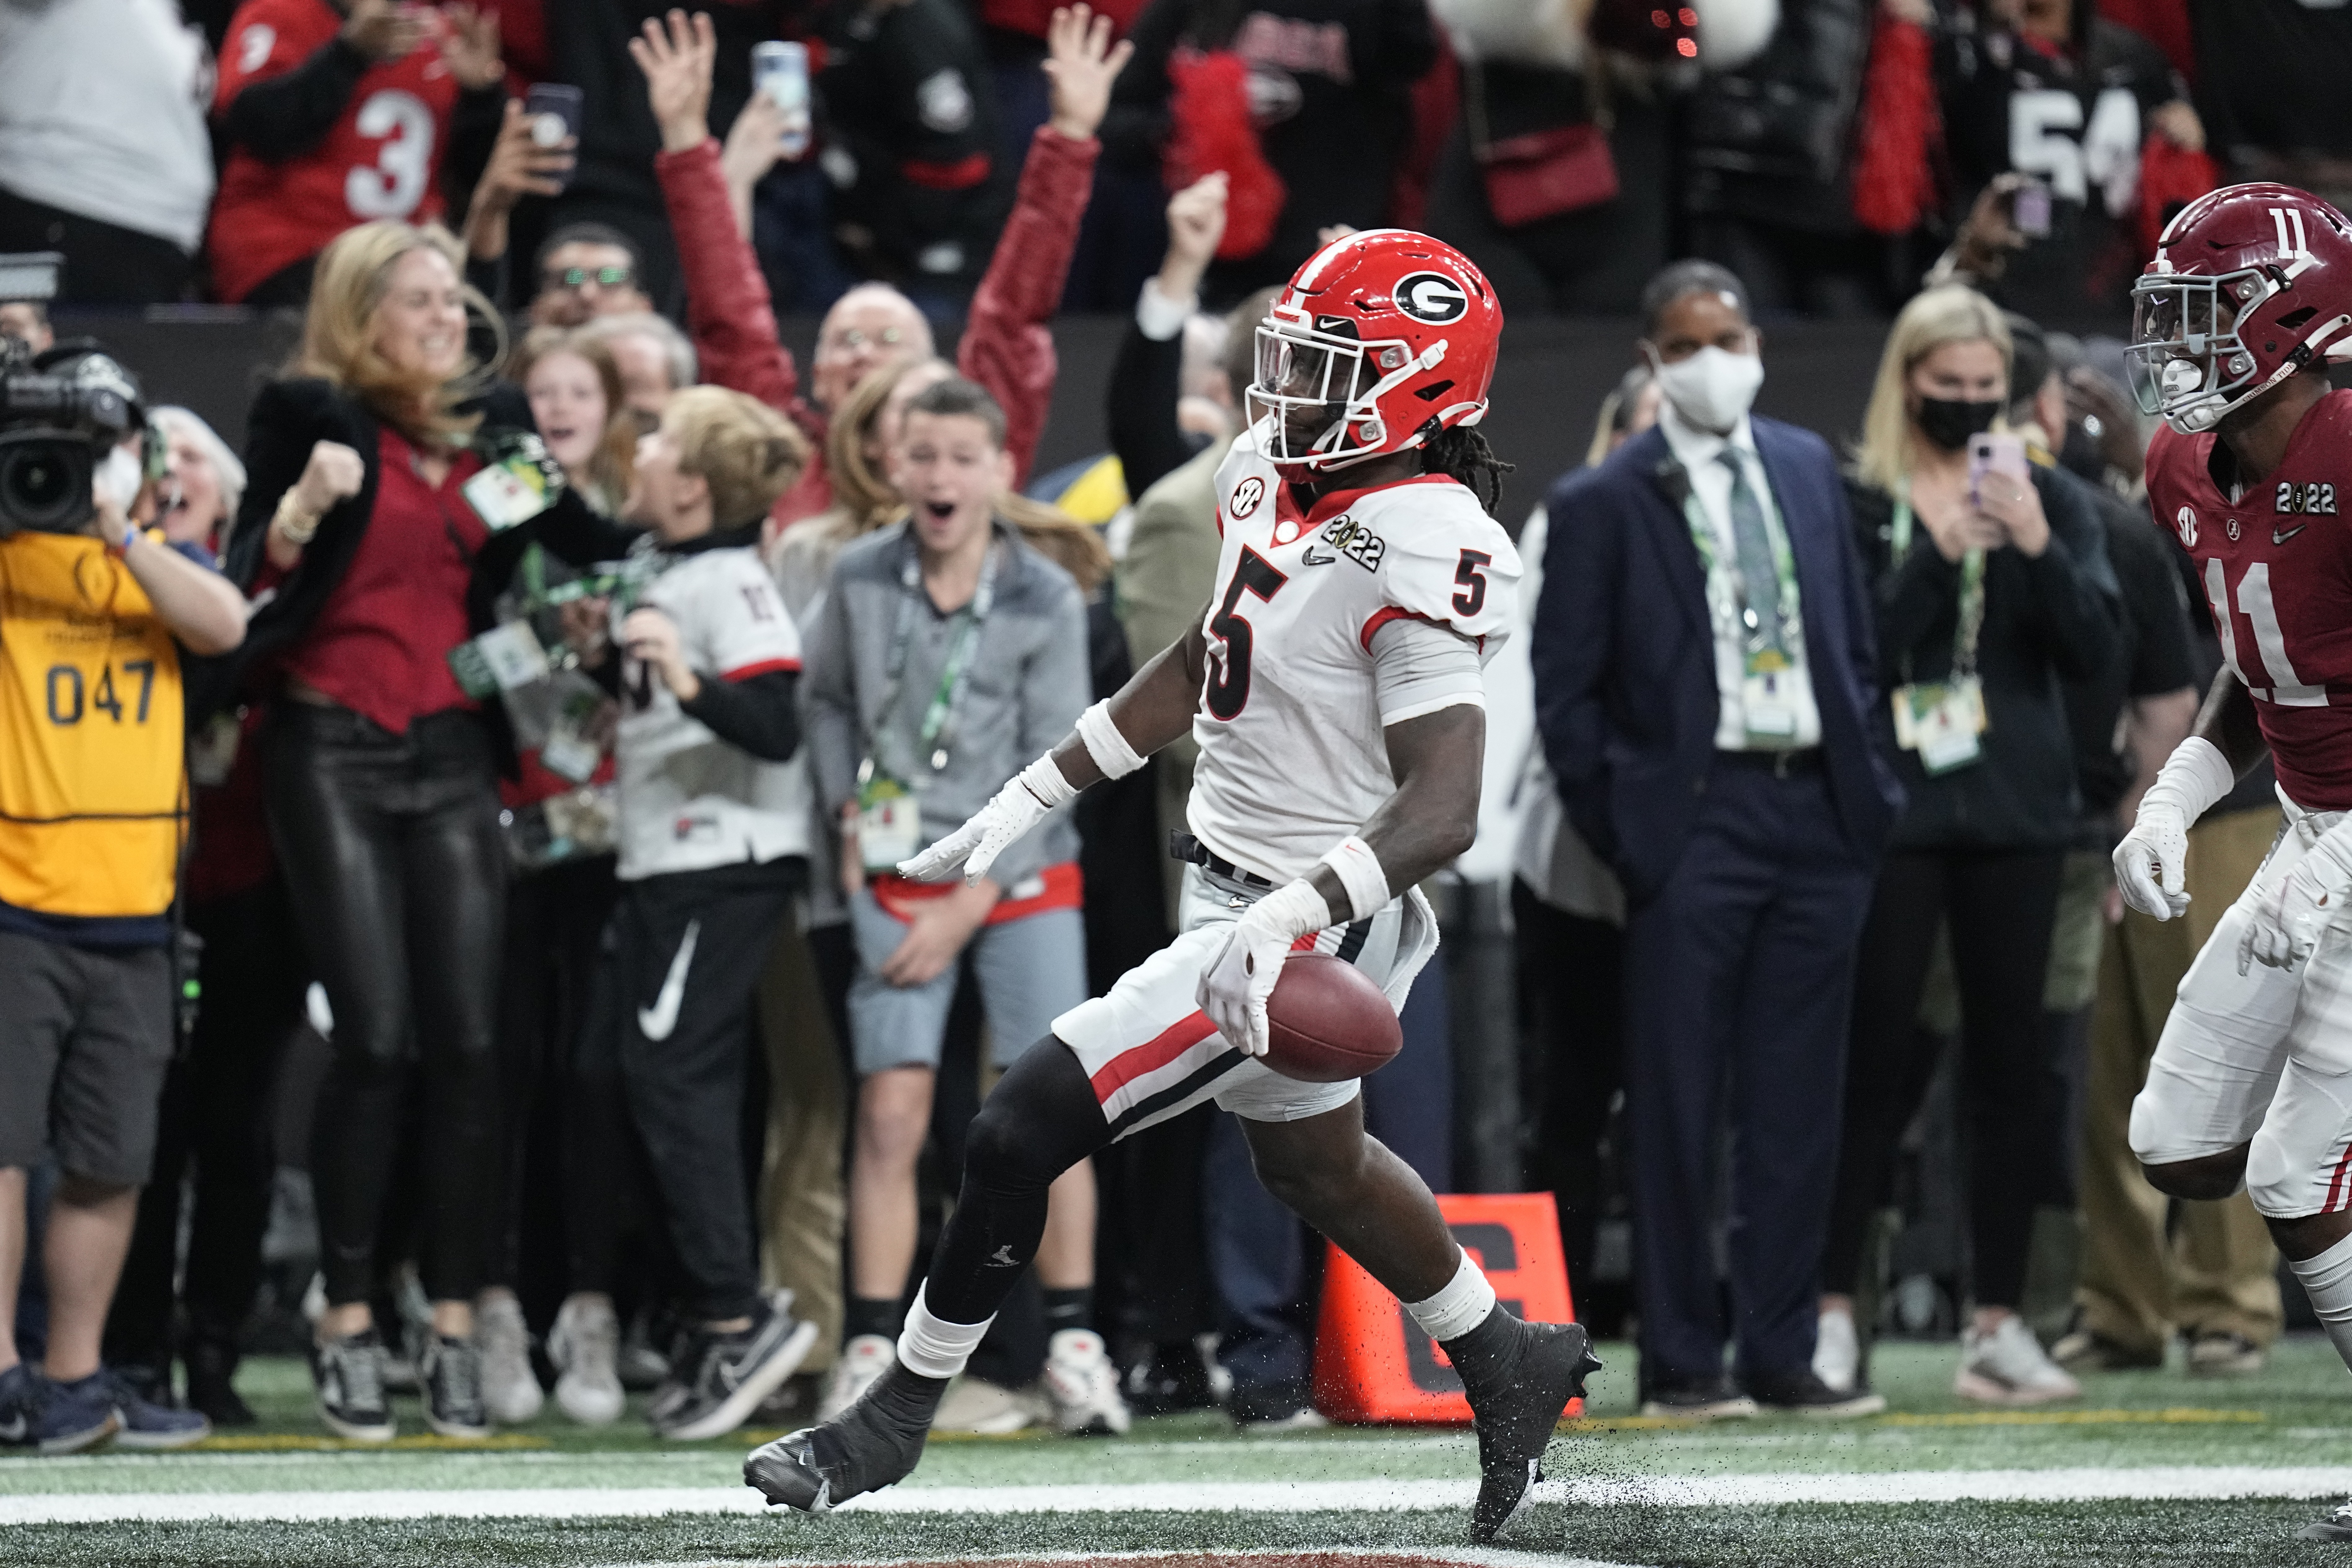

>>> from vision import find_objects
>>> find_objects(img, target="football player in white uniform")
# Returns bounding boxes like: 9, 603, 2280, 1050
746, 231, 1600, 1541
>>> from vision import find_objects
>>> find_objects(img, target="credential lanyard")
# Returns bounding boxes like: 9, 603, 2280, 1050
1671, 453, 1802, 660
1889, 487, 1986, 681
876, 531, 1002, 775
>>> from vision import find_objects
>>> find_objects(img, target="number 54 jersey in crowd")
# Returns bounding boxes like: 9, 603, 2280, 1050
207, 0, 466, 304
1183, 420, 1522, 883
2146, 388, 2352, 812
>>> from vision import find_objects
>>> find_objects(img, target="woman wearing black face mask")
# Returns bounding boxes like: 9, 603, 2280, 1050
1814, 285, 2120, 1409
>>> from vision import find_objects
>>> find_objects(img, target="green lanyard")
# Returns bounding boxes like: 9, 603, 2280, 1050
875, 531, 1002, 776
1674, 450, 1803, 662
1889, 486, 1987, 681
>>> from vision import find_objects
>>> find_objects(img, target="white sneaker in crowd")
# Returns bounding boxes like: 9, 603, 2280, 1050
1043, 1328, 1132, 1435
818, 1333, 897, 1422
1954, 1315, 2081, 1407
475, 1292, 544, 1425
548, 1295, 625, 1426
1813, 1306, 1861, 1395
930, 1375, 1039, 1435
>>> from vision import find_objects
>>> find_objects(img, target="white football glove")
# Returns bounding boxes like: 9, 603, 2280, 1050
2239, 819, 2352, 975
2114, 737, 2236, 922
1196, 879, 1329, 1059
896, 755, 1075, 885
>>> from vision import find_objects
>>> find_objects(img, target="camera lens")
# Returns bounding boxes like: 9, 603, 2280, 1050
0, 433, 95, 534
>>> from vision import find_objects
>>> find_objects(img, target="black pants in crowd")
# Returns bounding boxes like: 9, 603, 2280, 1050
490, 854, 623, 1311
1510, 879, 1626, 1322
0, 190, 192, 304
589, 858, 800, 1324
105, 879, 308, 1374
1823, 847, 2068, 1310
265, 703, 507, 1308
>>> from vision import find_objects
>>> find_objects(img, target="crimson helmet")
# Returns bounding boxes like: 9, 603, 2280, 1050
1250, 228, 1502, 474
2129, 182, 2352, 434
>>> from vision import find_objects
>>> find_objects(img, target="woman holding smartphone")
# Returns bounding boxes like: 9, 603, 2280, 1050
1814, 286, 2118, 1410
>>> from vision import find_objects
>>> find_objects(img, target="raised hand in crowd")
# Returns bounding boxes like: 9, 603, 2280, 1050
620, 606, 701, 702
437, 2, 505, 91
1043, 3, 1135, 143
1971, 467, 2052, 557
340, 0, 426, 61
721, 89, 791, 239
559, 594, 614, 667
631, 8, 719, 157
1907, 467, 2007, 563
463, 98, 575, 262
1156, 173, 1228, 306
264, 439, 365, 569
1947, 173, 2036, 285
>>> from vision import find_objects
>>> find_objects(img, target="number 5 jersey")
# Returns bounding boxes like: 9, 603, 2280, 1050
1183, 420, 1522, 883
2146, 387, 2352, 811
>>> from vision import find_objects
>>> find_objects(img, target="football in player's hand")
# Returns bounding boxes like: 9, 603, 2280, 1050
1264, 953, 1402, 1083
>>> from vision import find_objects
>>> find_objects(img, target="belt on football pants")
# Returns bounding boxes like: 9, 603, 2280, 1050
1169, 831, 1277, 890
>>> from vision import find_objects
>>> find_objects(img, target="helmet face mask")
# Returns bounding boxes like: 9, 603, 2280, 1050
1251, 314, 1429, 469
2128, 268, 2270, 434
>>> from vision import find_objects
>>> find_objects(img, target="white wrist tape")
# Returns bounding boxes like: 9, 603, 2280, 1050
1318, 835, 1392, 922
1075, 700, 1147, 781
1014, 752, 1079, 811
2143, 736, 2235, 828
1246, 877, 1332, 944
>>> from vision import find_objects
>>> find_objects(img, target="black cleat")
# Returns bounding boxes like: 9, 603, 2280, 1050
1455, 1314, 1602, 1544
2302, 1497, 2352, 1542
744, 1363, 944, 1513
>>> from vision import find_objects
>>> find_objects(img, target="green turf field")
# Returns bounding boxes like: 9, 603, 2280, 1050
6, 1337, 2352, 1566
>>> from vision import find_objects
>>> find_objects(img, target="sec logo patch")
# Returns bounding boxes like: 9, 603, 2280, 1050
1394, 271, 1469, 325
1231, 476, 1266, 519
2175, 506, 2196, 547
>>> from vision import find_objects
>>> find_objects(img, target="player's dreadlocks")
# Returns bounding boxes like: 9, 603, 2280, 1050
1419, 424, 1513, 518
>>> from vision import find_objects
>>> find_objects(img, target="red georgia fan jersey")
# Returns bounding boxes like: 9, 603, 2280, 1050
2147, 388, 2352, 811
208, 0, 461, 303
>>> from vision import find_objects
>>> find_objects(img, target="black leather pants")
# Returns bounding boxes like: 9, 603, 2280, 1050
265, 703, 506, 1306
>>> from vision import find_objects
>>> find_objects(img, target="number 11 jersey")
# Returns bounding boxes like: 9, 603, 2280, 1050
2146, 388, 2352, 811
1183, 420, 1522, 883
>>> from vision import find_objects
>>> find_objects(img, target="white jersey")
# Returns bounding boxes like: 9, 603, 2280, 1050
615, 543, 812, 881
1185, 420, 1523, 882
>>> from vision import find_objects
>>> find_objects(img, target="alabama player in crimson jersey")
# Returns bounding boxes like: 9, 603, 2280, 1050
208, 0, 506, 304
745, 231, 1598, 1540
2116, 182, 2352, 1544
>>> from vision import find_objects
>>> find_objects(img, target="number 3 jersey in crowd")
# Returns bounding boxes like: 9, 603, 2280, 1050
207, 0, 467, 304
1183, 420, 1522, 882
2145, 388, 2352, 812
0, 532, 184, 939
612, 541, 810, 882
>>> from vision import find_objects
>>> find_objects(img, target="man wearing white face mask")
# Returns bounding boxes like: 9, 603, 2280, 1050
1531, 260, 1904, 1421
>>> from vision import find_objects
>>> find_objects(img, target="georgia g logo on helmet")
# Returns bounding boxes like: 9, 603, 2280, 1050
1394, 271, 1469, 325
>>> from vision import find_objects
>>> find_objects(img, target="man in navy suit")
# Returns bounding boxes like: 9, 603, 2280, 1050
1532, 261, 1902, 1418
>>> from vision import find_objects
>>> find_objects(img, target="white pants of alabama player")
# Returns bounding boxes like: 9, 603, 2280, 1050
2131, 788, 2352, 1218
1050, 863, 1439, 1141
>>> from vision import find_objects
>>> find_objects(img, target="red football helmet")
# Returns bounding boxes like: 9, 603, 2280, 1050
2130, 182, 2352, 434
1250, 228, 1502, 474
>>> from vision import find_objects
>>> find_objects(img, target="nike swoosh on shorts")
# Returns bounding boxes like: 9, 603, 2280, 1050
638, 919, 703, 1042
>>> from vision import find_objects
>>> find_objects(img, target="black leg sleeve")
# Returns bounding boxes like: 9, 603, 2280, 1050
921, 1036, 1114, 1326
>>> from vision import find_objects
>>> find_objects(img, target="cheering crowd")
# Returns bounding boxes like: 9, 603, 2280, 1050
0, 0, 2337, 1454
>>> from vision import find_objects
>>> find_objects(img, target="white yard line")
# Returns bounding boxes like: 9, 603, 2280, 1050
4, 1466, 2350, 1525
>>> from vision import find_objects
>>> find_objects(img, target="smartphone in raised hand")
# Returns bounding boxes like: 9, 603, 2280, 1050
751, 41, 812, 160
1968, 430, 2030, 515
524, 83, 584, 193
2011, 180, 2052, 240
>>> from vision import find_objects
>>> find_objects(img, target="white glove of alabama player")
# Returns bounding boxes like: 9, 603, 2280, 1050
1197, 880, 1329, 1058
896, 755, 1076, 885
2240, 819, 2352, 975
2114, 737, 2235, 921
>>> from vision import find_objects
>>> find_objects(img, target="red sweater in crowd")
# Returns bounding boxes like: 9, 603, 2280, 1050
651, 121, 1101, 522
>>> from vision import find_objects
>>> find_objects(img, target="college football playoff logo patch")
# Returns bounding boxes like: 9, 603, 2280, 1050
1394, 272, 1469, 325
1231, 476, 1266, 519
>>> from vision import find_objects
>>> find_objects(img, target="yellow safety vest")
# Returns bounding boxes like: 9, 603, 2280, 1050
0, 530, 187, 919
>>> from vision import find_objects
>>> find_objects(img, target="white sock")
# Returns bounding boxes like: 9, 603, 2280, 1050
1403, 1248, 1497, 1343
895, 1282, 994, 1379
2291, 1230, 2352, 1371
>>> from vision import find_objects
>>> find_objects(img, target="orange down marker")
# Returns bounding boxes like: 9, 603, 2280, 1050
1309, 1192, 1580, 1424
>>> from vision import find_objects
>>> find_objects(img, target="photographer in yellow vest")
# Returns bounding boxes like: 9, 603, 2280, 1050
0, 373, 247, 1454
